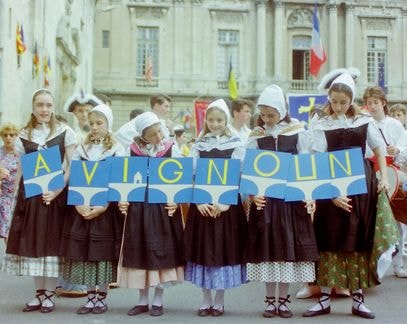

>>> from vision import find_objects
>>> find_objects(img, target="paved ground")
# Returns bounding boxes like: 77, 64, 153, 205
0, 245, 406, 324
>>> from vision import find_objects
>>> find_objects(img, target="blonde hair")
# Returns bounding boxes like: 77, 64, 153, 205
25, 89, 57, 141
198, 107, 231, 139
0, 123, 19, 137
84, 110, 116, 150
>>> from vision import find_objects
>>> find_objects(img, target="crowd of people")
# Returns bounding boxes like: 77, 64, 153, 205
0, 68, 406, 319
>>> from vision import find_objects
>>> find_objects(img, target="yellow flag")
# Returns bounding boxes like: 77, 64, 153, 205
228, 61, 238, 99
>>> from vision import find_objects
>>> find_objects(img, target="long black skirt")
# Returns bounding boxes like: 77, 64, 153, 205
59, 203, 123, 262
313, 159, 378, 252
6, 183, 68, 258
121, 202, 184, 270
245, 199, 319, 263
184, 197, 247, 267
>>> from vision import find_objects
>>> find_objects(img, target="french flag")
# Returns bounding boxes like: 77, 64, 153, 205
310, 5, 327, 77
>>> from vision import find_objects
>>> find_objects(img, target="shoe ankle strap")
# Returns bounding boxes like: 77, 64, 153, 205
351, 292, 364, 303
264, 296, 276, 305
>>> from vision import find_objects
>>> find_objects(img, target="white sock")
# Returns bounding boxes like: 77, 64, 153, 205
278, 283, 290, 311
42, 290, 55, 308
200, 288, 212, 309
213, 289, 224, 310
28, 277, 46, 306
352, 289, 372, 313
308, 286, 331, 311
84, 286, 97, 308
265, 282, 276, 311
95, 284, 108, 308
152, 287, 164, 306
138, 287, 149, 305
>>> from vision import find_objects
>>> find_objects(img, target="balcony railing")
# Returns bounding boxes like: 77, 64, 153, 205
136, 78, 158, 87
290, 80, 319, 91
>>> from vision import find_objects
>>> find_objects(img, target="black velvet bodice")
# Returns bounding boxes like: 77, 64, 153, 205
324, 124, 368, 155
257, 134, 299, 154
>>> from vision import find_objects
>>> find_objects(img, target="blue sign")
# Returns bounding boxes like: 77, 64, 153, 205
328, 147, 367, 197
193, 158, 241, 205
287, 94, 328, 124
68, 160, 110, 206
21, 146, 64, 198
108, 156, 149, 202
285, 152, 332, 201
148, 157, 194, 203
240, 149, 291, 199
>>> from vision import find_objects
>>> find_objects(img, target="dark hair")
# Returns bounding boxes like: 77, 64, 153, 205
363, 86, 388, 115
230, 99, 254, 117
129, 108, 144, 120
150, 94, 171, 109
256, 105, 291, 127
95, 93, 112, 106
174, 129, 185, 137
324, 83, 361, 118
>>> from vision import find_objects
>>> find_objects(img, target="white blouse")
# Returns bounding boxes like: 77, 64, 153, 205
310, 114, 384, 155
16, 123, 77, 155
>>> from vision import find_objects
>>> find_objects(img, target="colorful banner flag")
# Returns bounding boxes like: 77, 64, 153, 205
144, 50, 153, 83
32, 41, 40, 78
228, 60, 238, 99
43, 53, 51, 87
287, 93, 328, 124
378, 61, 386, 92
16, 22, 26, 66
194, 100, 210, 136
309, 5, 327, 77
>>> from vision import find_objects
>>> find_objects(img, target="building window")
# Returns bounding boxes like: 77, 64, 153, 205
102, 30, 110, 48
367, 37, 387, 86
217, 30, 239, 81
137, 27, 159, 79
292, 35, 311, 80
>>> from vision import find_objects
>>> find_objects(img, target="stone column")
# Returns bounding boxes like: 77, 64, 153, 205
256, 0, 267, 79
402, 8, 407, 98
328, 2, 338, 70
345, 3, 355, 68
274, 0, 284, 78
191, 0, 202, 76
173, 0, 184, 75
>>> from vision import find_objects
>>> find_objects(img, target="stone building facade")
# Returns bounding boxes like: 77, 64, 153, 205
0, 0, 96, 127
93, 0, 407, 131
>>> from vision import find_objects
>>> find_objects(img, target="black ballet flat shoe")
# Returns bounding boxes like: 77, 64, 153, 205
303, 292, 331, 317
262, 296, 277, 318
22, 289, 45, 312
92, 291, 108, 314
22, 304, 42, 312
198, 307, 212, 317
211, 306, 224, 317
92, 304, 108, 314
303, 306, 331, 317
77, 290, 97, 315
40, 290, 55, 313
150, 305, 163, 316
352, 307, 375, 319
351, 292, 375, 319
76, 306, 94, 315
127, 304, 149, 316
278, 295, 293, 318
40, 304, 55, 313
